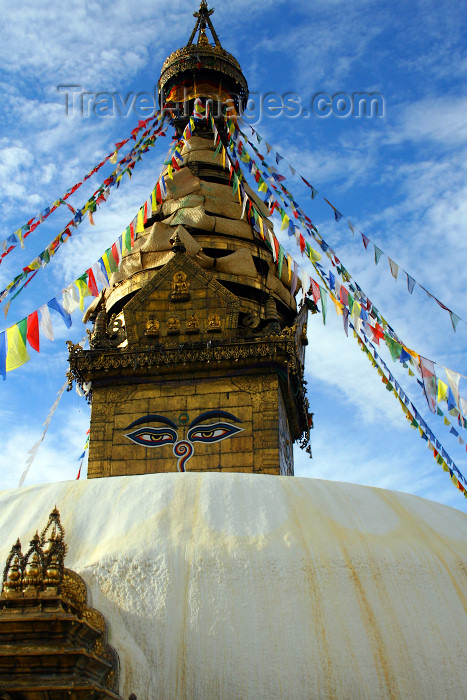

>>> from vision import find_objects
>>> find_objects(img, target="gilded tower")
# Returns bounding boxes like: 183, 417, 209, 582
68, 1, 311, 478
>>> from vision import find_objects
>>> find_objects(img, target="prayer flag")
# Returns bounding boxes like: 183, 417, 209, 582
420, 356, 437, 413
75, 276, 91, 311
388, 258, 398, 279
39, 305, 54, 341
319, 287, 327, 325
0, 332, 5, 380
86, 268, 99, 297
6, 320, 30, 372
48, 298, 72, 329
374, 245, 383, 264
27, 311, 40, 352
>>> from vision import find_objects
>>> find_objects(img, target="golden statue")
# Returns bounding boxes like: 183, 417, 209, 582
170, 270, 190, 301
144, 317, 160, 336
186, 314, 200, 334
167, 316, 181, 334
207, 312, 222, 332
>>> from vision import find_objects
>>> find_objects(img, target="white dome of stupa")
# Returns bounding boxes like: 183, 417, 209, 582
1, 472, 466, 699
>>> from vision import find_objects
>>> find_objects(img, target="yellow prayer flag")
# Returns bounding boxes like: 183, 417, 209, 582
287, 255, 292, 282
258, 216, 265, 240
352, 300, 362, 323
330, 293, 343, 316
308, 247, 321, 263
15, 229, 24, 248
6, 325, 30, 372
102, 252, 112, 278
437, 379, 449, 404
136, 208, 145, 234
75, 278, 91, 312
167, 164, 173, 180
281, 213, 290, 231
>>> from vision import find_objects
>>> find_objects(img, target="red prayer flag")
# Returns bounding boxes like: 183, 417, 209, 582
340, 285, 349, 307
273, 235, 280, 261
310, 279, 321, 305
155, 182, 163, 204
111, 243, 120, 267
371, 323, 385, 345
27, 311, 40, 352
86, 268, 99, 297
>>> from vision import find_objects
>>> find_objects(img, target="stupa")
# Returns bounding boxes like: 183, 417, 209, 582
1, 3, 467, 699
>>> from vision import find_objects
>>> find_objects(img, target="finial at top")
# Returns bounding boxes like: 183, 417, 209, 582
187, 1, 221, 48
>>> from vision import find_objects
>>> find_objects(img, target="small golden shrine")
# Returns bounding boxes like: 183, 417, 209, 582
0, 508, 123, 699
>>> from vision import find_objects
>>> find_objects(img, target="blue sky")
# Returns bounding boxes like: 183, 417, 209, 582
1, 0, 466, 512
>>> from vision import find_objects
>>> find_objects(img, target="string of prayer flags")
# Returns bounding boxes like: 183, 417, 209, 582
354, 325, 467, 497
18, 379, 69, 487
0, 115, 169, 315
227, 118, 467, 426
76, 428, 90, 480
0, 113, 163, 266
0, 174, 165, 379
238, 118, 465, 331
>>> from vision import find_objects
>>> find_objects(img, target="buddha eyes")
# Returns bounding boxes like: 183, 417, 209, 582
124, 427, 177, 447
187, 423, 243, 443
125, 422, 243, 447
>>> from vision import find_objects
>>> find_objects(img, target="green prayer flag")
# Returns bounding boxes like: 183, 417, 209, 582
277, 246, 284, 279
105, 248, 118, 274
319, 287, 327, 325
385, 334, 403, 361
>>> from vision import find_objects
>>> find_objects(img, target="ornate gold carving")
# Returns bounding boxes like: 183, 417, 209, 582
1, 508, 122, 697
144, 316, 160, 337
167, 316, 181, 334
207, 312, 222, 332
170, 270, 191, 301
2, 540, 23, 598
62, 568, 87, 609
22, 534, 44, 596
66, 340, 83, 355
186, 313, 200, 334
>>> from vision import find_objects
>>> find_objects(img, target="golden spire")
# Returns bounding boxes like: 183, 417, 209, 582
188, 1, 222, 48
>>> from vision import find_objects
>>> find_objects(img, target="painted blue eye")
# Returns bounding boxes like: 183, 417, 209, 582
125, 427, 177, 447
187, 422, 243, 444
